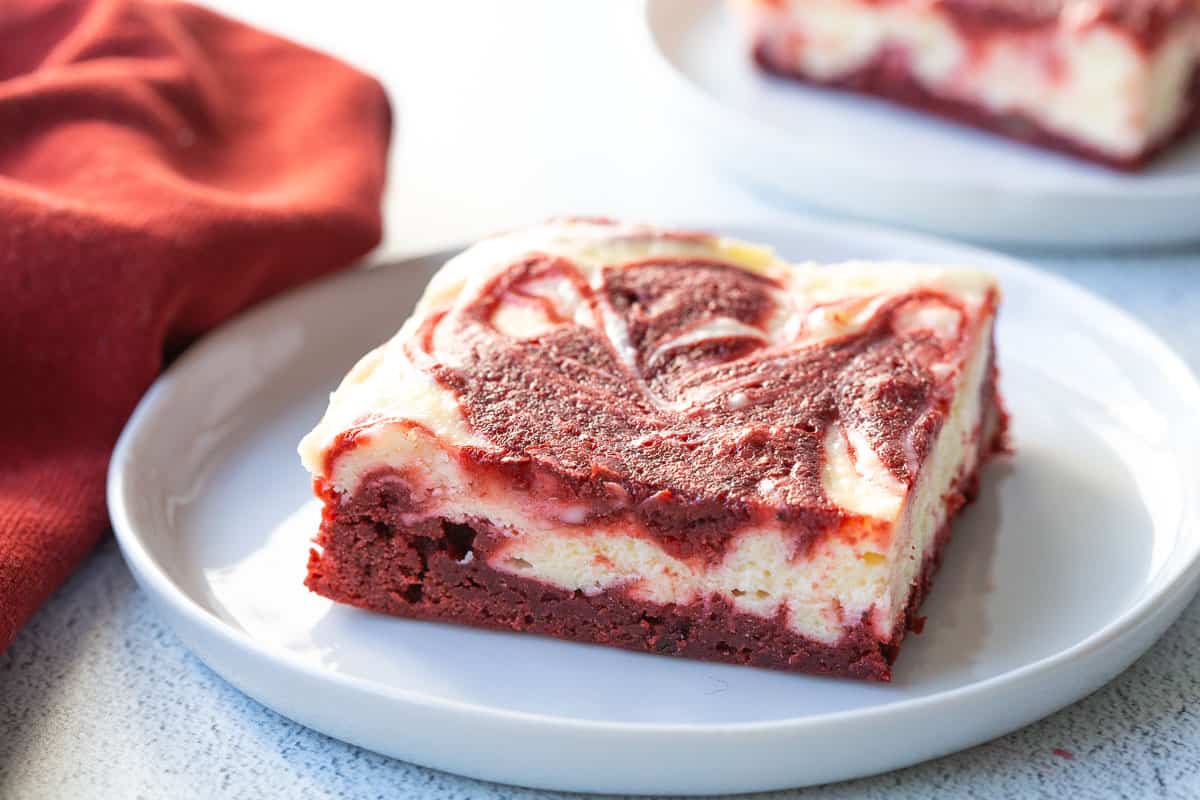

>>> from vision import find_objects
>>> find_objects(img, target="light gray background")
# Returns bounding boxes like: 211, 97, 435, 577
3, 3, 1199, 797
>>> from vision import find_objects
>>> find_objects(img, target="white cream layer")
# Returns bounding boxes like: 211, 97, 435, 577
742, 0, 1200, 158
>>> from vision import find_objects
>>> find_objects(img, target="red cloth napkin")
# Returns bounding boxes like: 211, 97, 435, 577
0, 0, 391, 650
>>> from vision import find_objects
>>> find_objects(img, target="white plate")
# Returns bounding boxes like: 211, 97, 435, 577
108, 217, 1200, 795
640, 0, 1200, 248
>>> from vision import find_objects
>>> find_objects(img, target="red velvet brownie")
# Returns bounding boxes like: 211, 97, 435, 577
738, 0, 1200, 169
299, 220, 1007, 681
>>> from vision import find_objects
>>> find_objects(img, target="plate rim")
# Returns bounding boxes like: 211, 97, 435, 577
638, 0, 1200, 200
108, 214, 1200, 740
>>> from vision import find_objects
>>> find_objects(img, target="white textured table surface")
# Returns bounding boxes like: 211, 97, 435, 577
3, 3, 1199, 798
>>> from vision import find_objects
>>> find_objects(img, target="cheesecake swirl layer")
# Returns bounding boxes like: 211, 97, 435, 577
421, 255, 968, 551
303, 220, 997, 561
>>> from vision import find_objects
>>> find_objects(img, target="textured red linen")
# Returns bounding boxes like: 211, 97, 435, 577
0, 0, 391, 650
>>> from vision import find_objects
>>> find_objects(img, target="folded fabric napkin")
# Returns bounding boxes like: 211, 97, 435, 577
0, 0, 391, 650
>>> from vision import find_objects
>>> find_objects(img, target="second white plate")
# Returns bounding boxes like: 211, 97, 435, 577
109, 217, 1200, 794
641, 0, 1200, 248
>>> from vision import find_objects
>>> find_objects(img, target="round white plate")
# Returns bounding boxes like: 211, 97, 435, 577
109, 217, 1200, 795
640, 0, 1200, 248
